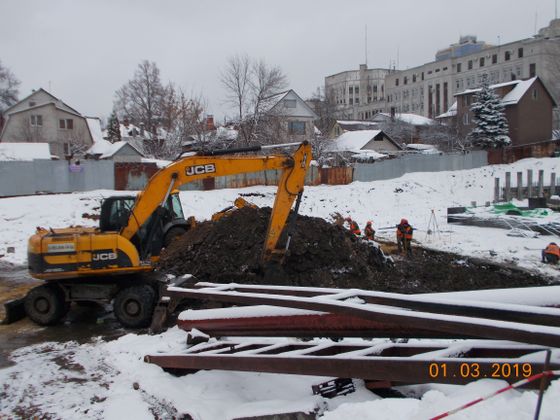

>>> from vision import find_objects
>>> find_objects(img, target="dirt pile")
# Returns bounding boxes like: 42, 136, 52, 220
158, 206, 391, 289
158, 206, 552, 293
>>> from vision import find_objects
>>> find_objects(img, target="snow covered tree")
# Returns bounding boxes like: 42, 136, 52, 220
106, 110, 121, 143
468, 79, 511, 149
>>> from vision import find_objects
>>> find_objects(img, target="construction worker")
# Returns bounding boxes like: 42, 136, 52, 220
542, 242, 560, 264
345, 217, 361, 236
364, 221, 375, 241
396, 218, 413, 256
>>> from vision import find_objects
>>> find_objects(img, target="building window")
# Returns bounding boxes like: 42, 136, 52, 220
59, 119, 74, 129
463, 113, 469, 125
30, 114, 43, 126
349, 98, 353, 105
349, 86, 353, 94
63, 143, 70, 155
505, 51, 511, 61
421, 72, 424, 80
532, 88, 538, 100
412, 74, 417, 83
530, 63, 536, 77
355, 98, 359, 104
29, 101, 36, 107
288, 121, 305, 135
457, 63, 462, 73
355, 87, 359, 94
518, 47, 524, 58
492, 54, 498, 64
404, 76, 408, 85
480, 57, 485, 67
283, 99, 296, 108
395, 78, 399, 86
468, 60, 473, 70
435, 68, 440, 73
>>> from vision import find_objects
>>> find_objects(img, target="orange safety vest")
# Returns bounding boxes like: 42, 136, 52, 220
396, 223, 413, 240
347, 221, 361, 236
545, 243, 560, 258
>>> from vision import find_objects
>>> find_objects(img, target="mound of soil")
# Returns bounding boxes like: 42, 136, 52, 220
158, 206, 552, 293
159, 206, 391, 289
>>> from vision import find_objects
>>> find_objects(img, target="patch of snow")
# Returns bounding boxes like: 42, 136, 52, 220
85, 117, 104, 143
0, 142, 53, 161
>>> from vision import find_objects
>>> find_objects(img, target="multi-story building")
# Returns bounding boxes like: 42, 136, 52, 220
326, 19, 560, 127
386, 19, 560, 125
325, 65, 390, 120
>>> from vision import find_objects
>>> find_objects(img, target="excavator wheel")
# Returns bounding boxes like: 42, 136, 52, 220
24, 284, 68, 326
163, 227, 187, 248
113, 285, 156, 328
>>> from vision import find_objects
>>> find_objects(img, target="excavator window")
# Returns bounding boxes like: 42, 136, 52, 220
100, 197, 135, 232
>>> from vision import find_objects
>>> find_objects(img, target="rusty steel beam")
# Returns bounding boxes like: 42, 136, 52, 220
165, 286, 560, 347
193, 283, 560, 327
177, 311, 471, 339
145, 340, 559, 387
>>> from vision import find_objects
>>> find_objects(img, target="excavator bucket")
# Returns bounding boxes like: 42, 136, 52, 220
1, 297, 26, 324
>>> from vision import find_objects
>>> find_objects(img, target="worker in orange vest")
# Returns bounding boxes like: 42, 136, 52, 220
364, 221, 375, 241
396, 218, 414, 256
542, 242, 560, 264
345, 217, 361, 236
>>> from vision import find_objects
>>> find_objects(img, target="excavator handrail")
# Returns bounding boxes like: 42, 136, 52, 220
121, 141, 312, 262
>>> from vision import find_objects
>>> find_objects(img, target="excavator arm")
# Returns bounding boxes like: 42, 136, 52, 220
121, 141, 311, 263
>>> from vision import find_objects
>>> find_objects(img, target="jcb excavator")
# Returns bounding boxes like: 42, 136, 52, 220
18, 141, 311, 328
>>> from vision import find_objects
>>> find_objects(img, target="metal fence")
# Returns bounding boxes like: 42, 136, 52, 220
353, 150, 488, 182
0, 151, 488, 197
0, 160, 114, 197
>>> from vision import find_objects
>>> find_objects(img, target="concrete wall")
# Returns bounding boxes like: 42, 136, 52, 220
0, 160, 114, 196
353, 150, 487, 182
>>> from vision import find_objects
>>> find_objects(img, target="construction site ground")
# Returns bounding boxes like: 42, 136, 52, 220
159, 206, 552, 294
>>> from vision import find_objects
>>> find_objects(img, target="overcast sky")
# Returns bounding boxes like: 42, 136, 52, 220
1, 0, 558, 122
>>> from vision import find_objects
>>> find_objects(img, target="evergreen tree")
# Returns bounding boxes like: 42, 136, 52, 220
107, 110, 121, 143
468, 78, 511, 149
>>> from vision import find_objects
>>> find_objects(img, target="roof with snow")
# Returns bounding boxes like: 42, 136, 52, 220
336, 120, 380, 131
0, 143, 53, 161
86, 140, 144, 159
454, 77, 556, 106
436, 101, 457, 119
373, 112, 435, 126
328, 129, 401, 152
86, 118, 104, 143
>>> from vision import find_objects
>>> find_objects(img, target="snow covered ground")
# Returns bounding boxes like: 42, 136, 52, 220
1, 157, 559, 277
0, 157, 560, 419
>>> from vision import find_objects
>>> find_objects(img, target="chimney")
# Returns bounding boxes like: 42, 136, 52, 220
123, 117, 130, 127
206, 115, 215, 131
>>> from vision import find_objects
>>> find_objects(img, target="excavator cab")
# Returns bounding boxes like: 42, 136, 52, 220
99, 192, 189, 257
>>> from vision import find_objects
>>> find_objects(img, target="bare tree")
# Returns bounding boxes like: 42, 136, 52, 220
114, 60, 165, 139
221, 54, 287, 145
0, 60, 19, 112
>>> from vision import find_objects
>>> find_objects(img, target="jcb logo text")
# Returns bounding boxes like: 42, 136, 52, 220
93, 252, 117, 261
186, 164, 216, 176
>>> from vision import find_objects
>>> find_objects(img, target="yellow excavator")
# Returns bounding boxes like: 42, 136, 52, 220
18, 141, 311, 328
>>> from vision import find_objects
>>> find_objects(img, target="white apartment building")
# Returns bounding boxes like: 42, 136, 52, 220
325, 65, 390, 120
326, 19, 560, 127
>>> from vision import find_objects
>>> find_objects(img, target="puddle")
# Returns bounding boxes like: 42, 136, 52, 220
0, 263, 126, 368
